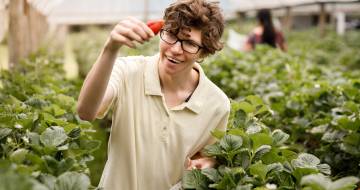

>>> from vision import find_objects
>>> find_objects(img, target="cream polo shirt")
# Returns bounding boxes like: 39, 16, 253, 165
97, 54, 230, 190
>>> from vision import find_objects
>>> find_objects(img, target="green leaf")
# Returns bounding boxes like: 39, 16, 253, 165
220, 134, 243, 152
250, 133, 272, 150
203, 144, 223, 156
246, 122, 262, 134
291, 153, 320, 169
266, 163, 283, 174
40, 126, 68, 147
246, 95, 263, 106
10, 148, 29, 164
51, 104, 66, 117
253, 145, 272, 161
182, 169, 209, 190
238, 101, 255, 114
202, 168, 221, 182
232, 109, 247, 128
340, 133, 360, 156
234, 149, 251, 169
68, 128, 81, 139
272, 129, 289, 146
236, 184, 253, 190
331, 176, 360, 190
27, 132, 40, 145
211, 129, 225, 140
301, 173, 359, 190
301, 174, 329, 190
0, 128, 12, 140
249, 161, 268, 181
79, 138, 101, 153
316, 164, 331, 175
54, 172, 90, 190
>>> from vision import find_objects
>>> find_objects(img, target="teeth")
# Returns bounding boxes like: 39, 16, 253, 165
167, 57, 180, 64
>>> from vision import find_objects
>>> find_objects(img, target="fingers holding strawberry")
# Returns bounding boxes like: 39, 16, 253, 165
147, 20, 164, 35
106, 17, 155, 50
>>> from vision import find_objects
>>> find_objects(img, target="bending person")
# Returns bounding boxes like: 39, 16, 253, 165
244, 9, 287, 51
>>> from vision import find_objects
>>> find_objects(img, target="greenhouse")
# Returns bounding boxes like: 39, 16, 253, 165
0, 0, 360, 189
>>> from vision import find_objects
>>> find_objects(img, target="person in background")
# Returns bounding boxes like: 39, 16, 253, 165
244, 9, 287, 52
76, 0, 230, 189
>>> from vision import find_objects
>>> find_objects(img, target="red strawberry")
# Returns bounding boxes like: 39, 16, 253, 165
147, 20, 164, 35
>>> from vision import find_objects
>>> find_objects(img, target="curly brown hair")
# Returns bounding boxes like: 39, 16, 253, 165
163, 0, 224, 57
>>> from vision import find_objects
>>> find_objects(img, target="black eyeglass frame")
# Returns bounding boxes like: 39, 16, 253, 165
159, 29, 203, 54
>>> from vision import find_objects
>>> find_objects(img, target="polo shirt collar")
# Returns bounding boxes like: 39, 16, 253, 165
144, 54, 163, 96
144, 54, 207, 114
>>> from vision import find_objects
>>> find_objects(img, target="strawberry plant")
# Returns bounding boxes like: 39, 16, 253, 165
0, 51, 101, 189
182, 97, 359, 189
202, 30, 360, 178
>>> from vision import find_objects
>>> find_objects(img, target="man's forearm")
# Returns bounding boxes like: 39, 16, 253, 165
77, 41, 120, 121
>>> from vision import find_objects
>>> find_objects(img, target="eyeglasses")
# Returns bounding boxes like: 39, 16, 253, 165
159, 29, 203, 54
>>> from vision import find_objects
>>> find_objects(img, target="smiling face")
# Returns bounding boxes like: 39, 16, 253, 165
158, 27, 202, 76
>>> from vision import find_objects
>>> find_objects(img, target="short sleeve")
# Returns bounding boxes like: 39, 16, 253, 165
96, 58, 126, 119
206, 100, 231, 146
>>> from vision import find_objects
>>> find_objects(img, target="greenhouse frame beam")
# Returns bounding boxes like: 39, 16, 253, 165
233, 0, 360, 12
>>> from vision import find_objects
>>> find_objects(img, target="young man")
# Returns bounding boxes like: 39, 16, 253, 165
77, 0, 230, 189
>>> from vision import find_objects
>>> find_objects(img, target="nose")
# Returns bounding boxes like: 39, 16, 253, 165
170, 41, 184, 54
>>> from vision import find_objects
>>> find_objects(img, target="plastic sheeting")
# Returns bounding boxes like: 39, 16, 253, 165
22, 0, 360, 25
27, 0, 236, 25
230, 0, 360, 12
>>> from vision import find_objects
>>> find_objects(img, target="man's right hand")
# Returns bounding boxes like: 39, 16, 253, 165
106, 17, 155, 51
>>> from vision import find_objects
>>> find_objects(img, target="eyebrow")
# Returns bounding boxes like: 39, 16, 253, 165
178, 36, 202, 47
176, 32, 202, 47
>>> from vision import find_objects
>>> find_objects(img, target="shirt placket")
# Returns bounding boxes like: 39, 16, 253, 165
159, 96, 171, 144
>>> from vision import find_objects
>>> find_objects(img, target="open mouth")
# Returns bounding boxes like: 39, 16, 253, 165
167, 56, 182, 64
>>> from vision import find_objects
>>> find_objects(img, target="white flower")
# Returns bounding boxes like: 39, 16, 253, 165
266, 183, 277, 190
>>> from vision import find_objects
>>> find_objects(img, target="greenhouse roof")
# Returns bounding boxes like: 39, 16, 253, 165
230, 0, 360, 12
27, 0, 236, 25
22, 0, 360, 25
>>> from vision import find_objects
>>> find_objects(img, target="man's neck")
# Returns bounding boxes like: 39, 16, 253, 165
159, 67, 199, 93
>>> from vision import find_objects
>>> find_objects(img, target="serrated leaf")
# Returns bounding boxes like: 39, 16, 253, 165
40, 126, 68, 147
249, 161, 268, 181
317, 164, 331, 175
272, 129, 289, 146
27, 132, 40, 145
301, 173, 330, 189
220, 135, 243, 152
250, 133, 272, 150
79, 139, 101, 152
266, 163, 283, 174
54, 172, 90, 190
211, 129, 225, 140
331, 176, 360, 190
233, 109, 247, 128
68, 128, 81, 139
236, 184, 253, 190
292, 153, 320, 169
182, 169, 209, 190
0, 128, 12, 140
203, 144, 223, 156
246, 95, 263, 106
238, 101, 255, 114
202, 168, 220, 182
10, 148, 29, 164
234, 149, 251, 169
253, 145, 272, 161
246, 123, 262, 134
